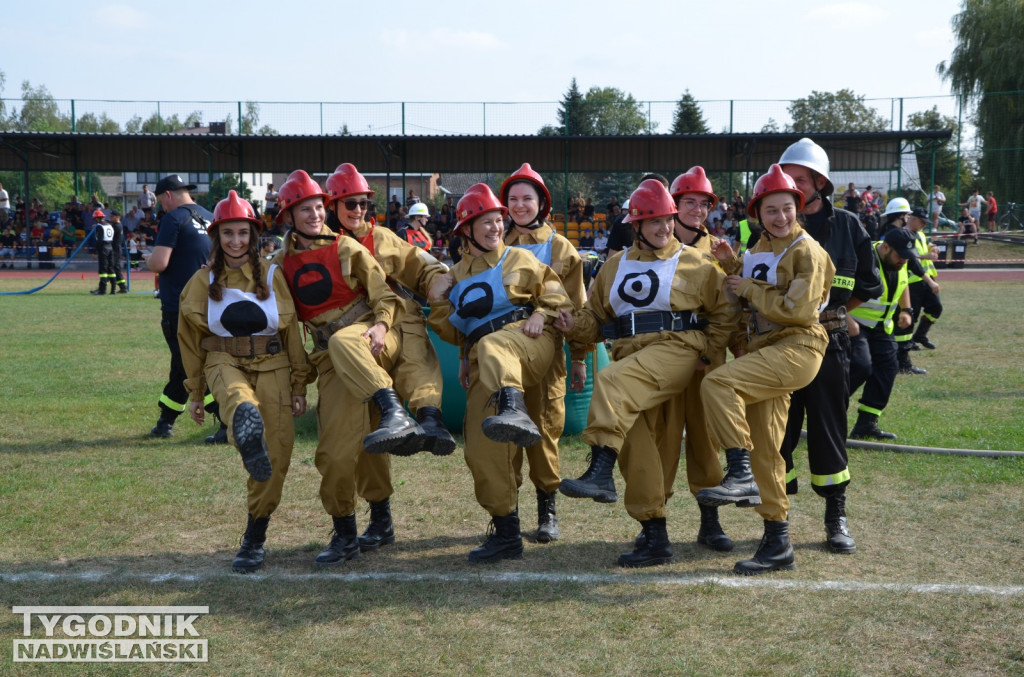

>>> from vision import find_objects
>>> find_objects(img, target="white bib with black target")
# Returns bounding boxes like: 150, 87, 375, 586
207, 264, 280, 338
608, 247, 681, 317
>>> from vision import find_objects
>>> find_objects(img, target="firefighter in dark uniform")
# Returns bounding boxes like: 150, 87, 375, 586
90, 209, 117, 295
777, 138, 882, 554
848, 227, 917, 441
895, 207, 943, 371
108, 210, 128, 294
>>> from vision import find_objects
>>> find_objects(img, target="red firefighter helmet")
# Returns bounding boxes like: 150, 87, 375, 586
212, 190, 262, 231
455, 183, 507, 234
670, 166, 718, 207
92, 209, 106, 220
623, 179, 678, 223
747, 164, 805, 217
275, 170, 327, 223
325, 163, 375, 206
499, 163, 552, 220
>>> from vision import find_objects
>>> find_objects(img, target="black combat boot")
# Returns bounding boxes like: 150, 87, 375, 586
849, 412, 897, 441
233, 402, 273, 482
481, 387, 541, 447
912, 316, 936, 349
232, 514, 270, 573
898, 347, 927, 375
90, 279, 107, 295
416, 406, 456, 456
696, 503, 734, 552
825, 493, 856, 554
618, 517, 673, 568
559, 445, 618, 503
696, 448, 761, 507
535, 489, 560, 543
357, 498, 395, 552
315, 514, 362, 567
468, 510, 523, 563
363, 388, 425, 456
205, 422, 229, 445
116, 281, 128, 294
733, 520, 796, 575
149, 412, 175, 438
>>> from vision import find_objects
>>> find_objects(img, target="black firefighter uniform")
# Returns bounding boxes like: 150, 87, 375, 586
428, 242, 571, 518
563, 239, 737, 522
702, 225, 835, 522
178, 260, 312, 518
272, 225, 403, 518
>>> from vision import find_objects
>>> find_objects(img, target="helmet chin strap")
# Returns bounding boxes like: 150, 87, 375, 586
634, 225, 661, 251
514, 217, 543, 231
289, 226, 336, 244
673, 214, 706, 242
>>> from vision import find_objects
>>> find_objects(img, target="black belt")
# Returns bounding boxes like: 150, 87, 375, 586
819, 306, 848, 333
465, 307, 534, 345
601, 310, 703, 339
200, 334, 283, 358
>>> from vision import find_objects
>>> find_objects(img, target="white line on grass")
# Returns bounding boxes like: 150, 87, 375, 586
3, 570, 1023, 596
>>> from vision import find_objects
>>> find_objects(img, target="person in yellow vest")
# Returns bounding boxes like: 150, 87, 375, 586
500, 163, 592, 544
178, 190, 313, 573
697, 164, 835, 576
427, 183, 571, 563
322, 162, 456, 553
271, 169, 422, 567
555, 179, 737, 568
897, 207, 943, 362
397, 202, 434, 250
847, 227, 917, 440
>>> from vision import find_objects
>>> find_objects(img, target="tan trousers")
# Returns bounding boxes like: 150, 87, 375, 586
701, 340, 824, 522
517, 340, 566, 495
206, 362, 294, 519
464, 323, 559, 517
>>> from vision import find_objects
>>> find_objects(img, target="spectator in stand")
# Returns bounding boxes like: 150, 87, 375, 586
61, 221, 77, 249
138, 184, 157, 217
582, 197, 596, 223
606, 201, 633, 253
0, 227, 16, 267
929, 186, 946, 230
405, 189, 420, 207
593, 228, 608, 254
30, 218, 46, 244
388, 195, 402, 229
957, 206, 978, 244
123, 206, 142, 233
960, 188, 985, 227
730, 189, 746, 221
567, 192, 584, 223
985, 191, 998, 232
439, 203, 456, 234
0, 182, 9, 213
578, 227, 595, 249
842, 183, 862, 214
708, 199, 726, 232
264, 182, 279, 220
606, 196, 620, 214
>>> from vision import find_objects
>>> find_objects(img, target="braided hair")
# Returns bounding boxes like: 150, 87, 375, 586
207, 221, 270, 302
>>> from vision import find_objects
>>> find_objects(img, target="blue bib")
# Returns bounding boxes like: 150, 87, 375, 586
448, 248, 523, 338
514, 231, 554, 266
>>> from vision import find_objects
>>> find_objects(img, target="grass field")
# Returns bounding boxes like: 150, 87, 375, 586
1, 276, 1023, 676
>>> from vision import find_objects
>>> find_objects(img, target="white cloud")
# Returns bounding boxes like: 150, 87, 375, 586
95, 4, 148, 30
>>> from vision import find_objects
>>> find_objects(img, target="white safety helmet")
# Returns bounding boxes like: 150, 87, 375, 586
883, 197, 911, 216
778, 137, 834, 196
408, 202, 430, 217
621, 198, 630, 212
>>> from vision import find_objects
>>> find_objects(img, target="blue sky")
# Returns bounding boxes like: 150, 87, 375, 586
2, 0, 962, 106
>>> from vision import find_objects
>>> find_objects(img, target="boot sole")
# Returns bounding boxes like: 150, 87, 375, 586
467, 546, 524, 563
357, 534, 396, 552
558, 480, 617, 503
313, 550, 362, 568
697, 535, 735, 552
535, 528, 560, 544
617, 555, 673, 568
696, 490, 761, 508
423, 433, 457, 456
733, 561, 796, 576
363, 428, 425, 456
828, 542, 857, 555
233, 403, 272, 482
480, 419, 541, 447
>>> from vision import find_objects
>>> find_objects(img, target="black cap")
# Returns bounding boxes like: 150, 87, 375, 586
909, 207, 928, 220
883, 226, 918, 259
110, 209, 121, 216
155, 174, 197, 196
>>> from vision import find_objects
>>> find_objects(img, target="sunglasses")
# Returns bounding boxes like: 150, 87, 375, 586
342, 199, 371, 211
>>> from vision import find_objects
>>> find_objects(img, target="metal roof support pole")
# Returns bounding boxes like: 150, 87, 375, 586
954, 94, 963, 209
897, 98, 904, 193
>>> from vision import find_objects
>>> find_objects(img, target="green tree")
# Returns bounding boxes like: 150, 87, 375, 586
197, 174, 251, 211
584, 86, 651, 135
670, 90, 709, 134
75, 112, 121, 133
543, 78, 590, 136
125, 110, 203, 134
906, 106, 972, 198
787, 89, 889, 132
939, 0, 1024, 203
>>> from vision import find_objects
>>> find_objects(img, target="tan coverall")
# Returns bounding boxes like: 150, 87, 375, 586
178, 260, 312, 519
701, 224, 835, 522
504, 223, 591, 494
428, 242, 571, 517
272, 226, 403, 517
345, 221, 449, 501
564, 240, 738, 521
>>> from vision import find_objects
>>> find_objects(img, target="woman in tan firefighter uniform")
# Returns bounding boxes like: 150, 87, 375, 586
697, 164, 835, 576
178, 190, 312, 573
271, 169, 421, 568
554, 179, 737, 568
426, 183, 571, 563
499, 163, 591, 544
322, 162, 456, 553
